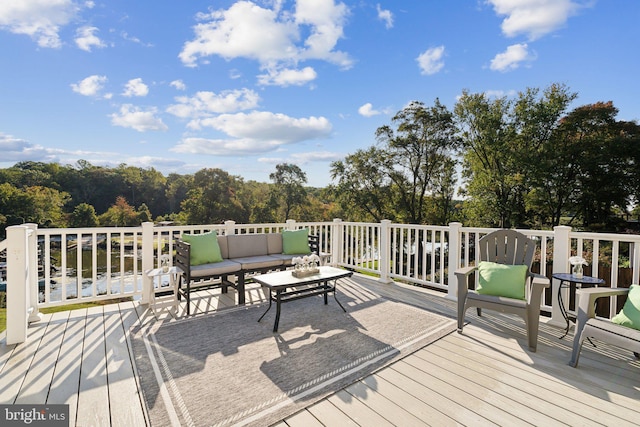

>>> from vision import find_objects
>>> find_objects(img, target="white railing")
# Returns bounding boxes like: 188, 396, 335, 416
3, 220, 640, 344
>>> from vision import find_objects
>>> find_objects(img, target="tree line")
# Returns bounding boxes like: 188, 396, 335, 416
331, 83, 640, 231
1, 83, 639, 237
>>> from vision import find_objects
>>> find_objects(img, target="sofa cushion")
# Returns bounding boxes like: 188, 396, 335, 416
269, 253, 298, 265
476, 261, 528, 300
283, 229, 311, 255
227, 234, 269, 259
182, 231, 223, 266
217, 235, 229, 259
233, 255, 283, 271
612, 284, 640, 330
189, 259, 242, 278
267, 233, 283, 255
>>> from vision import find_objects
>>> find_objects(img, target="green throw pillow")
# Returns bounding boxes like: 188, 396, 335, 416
612, 284, 640, 331
182, 231, 223, 265
476, 261, 528, 300
282, 229, 311, 255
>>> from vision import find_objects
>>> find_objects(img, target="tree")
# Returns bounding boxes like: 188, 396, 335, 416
165, 173, 192, 214
376, 100, 459, 224
180, 168, 247, 224
560, 102, 640, 229
269, 163, 307, 221
455, 84, 576, 228
137, 203, 153, 223
99, 196, 139, 226
69, 203, 99, 227
330, 147, 395, 222
332, 100, 459, 224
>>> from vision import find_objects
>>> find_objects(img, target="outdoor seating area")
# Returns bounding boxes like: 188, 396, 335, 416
2, 221, 640, 425
174, 229, 319, 314
1, 274, 639, 426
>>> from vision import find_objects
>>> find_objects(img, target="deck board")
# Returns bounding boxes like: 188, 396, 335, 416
76, 306, 110, 426
103, 303, 147, 427
15, 310, 68, 404
1, 273, 639, 426
47, 308, 86, 424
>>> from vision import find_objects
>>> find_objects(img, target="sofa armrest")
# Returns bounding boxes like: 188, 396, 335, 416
175, 238, 191, 282
308, 234, 319, 255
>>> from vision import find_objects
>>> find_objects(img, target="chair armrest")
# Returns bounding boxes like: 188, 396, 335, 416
455, 265, 477, 301
454, 265, 477, 278
528, 272, 550, 289
576, 287, 629, 320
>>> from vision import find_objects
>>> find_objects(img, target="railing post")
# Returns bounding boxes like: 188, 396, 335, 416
6, 225, 30, 344
141, 222, 155, 305
331, 218, 342, 266
285, 219, 297, 231
26, 223, 41, 323
224, 220, 237, 235
551, 225, 572, 327
447, 222, 462, 301
378, 220, 393, 284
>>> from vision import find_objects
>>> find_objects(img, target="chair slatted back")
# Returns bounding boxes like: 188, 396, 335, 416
478, 229, 535, 268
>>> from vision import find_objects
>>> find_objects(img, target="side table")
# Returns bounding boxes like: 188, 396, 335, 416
145, 266, 181, 314
552, 272, 604, 339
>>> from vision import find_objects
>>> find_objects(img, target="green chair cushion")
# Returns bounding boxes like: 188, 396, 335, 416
476, 261, 528, 300
612, 284, 640, 330
282, 229, 311, 255
182, 231, 223, 265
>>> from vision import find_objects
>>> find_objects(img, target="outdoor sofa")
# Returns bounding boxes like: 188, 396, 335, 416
175, 229, 318, 314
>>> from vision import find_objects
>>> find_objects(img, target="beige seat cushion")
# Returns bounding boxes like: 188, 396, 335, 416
227, 234, 269, 259
190, 259, 241, 278
233, 255, 283, 271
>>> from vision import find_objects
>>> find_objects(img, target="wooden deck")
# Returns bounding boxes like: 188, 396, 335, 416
1, 274, 639, 426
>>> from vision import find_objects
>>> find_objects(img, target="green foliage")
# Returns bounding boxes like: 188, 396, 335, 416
455, 84, 577, 228
69, 203, 99, 227
269, 163, 308, 221
98, 196, 139, 226
0, 83, 638, 231
331, 100, 459, 224
180, 168, 248, 224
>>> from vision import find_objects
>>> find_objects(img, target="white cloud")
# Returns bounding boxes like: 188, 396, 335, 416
197, 111, 331, 142
167, 89, 260, 120
173, 111, 332, 156
170, 80, 186, 90
110, 104, 168, 132
490, 43, 534, 72
417, 45, 445, 75
258, 151, 342, 165
487, 0, 586, 40
70, 75, 108, 97
376, 4, 393, 29
0, 0, 80, 48
122, 78, 149, 97
0, 133, 58, 163
75, 26, 106, 51
358, 103, 381, 117
257, 66, 317, 86
179, 0, 352, 83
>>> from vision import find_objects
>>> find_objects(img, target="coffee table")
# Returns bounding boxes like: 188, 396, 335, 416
254, 266, 353, 332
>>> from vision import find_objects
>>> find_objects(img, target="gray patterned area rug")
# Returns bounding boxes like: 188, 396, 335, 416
130, 281, 456, 427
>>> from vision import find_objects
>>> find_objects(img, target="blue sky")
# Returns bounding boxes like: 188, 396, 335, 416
1, 0, 638, 187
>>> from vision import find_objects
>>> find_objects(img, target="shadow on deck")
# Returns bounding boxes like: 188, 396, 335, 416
1, 273, 639, 426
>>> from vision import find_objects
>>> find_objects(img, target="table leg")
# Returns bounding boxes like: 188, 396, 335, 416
324, 280, 328, 305
274, 290, 282, 332
257, 288, 273, 323
558, 280, 570, 339
332, 279, 346, 312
